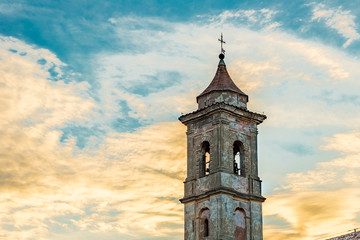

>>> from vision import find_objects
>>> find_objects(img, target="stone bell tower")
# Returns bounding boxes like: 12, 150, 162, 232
179, 39, 266, 240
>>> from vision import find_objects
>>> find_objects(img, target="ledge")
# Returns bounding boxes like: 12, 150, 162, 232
179, 102, 266, 126
179, 186, 266, 204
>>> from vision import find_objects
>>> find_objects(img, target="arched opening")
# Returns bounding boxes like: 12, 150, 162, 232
200, 141, 210, 177
200, 208, 210, 239
233, 141, 245, 176
234, 208, 246, 240
204, 219, 209, 237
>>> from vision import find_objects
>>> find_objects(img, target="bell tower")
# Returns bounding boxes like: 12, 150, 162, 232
179, 39, 266, 240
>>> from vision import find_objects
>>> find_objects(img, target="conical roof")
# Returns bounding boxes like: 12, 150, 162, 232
197, 57, 247, 98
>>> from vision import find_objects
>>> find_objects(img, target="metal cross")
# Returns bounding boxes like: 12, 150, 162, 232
218, 33, 226, 54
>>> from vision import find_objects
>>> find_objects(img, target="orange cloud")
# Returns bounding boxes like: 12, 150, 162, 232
0, 37, 187, 239
263, 131, 360, 240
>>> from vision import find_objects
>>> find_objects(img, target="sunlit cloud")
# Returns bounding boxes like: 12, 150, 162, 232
263, 130, 360, 239
0, 36, 186, 239
1, 4, 360, 239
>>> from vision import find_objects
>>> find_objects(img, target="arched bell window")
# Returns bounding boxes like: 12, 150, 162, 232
233, 141, 245, 176
200, 141, 210, 177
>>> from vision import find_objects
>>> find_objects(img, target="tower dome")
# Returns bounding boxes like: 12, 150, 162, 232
197, 54, 248, 109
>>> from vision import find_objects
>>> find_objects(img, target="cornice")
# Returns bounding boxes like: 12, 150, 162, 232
179, 102, 266, 126
179, 186, 266, 204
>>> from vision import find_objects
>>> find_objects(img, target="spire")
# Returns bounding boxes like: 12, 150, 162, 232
197, 53, 247, 98
196, 34, 248, 109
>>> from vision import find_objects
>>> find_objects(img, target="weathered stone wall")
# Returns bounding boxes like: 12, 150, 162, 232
184, 195, 264, 240
234, 209, 246, 240
250, 201, 263, 240
197, 91, 247, 109
184, 202, 196, 240
184, 108, 262, 196
184, 109, 255, 199
185, 172, 249, 197
181, 103, 265, 240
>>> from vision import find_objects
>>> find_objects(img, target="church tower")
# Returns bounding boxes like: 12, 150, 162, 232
179, 37, 266, 240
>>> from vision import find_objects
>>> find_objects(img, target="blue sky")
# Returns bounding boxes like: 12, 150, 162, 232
1, 0, 360, 239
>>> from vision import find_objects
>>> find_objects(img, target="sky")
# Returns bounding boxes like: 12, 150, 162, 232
1, 0, 360, 239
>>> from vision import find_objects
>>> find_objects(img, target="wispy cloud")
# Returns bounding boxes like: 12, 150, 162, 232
209, 8, 281, 31
311, 3, 360, 48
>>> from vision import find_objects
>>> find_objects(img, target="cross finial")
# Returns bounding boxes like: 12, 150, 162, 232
218, 33, 226, 54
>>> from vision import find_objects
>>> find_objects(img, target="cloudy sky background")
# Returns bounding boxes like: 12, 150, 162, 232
1, 0, 360, 239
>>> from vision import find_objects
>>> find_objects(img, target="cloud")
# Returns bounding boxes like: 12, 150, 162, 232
209, 8, 281, 30
0, 120, 186, 239
2, 6, 360, 240
263, 130, 360, 239
0, 3, 22, 15
320, 131, 360, 171
0, 36, 94, 238
95, 14, 360, 131
0, 36, 94, 132
0, 36, 187, 239
311, 3, 360, 48
265, 188, 360, 240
